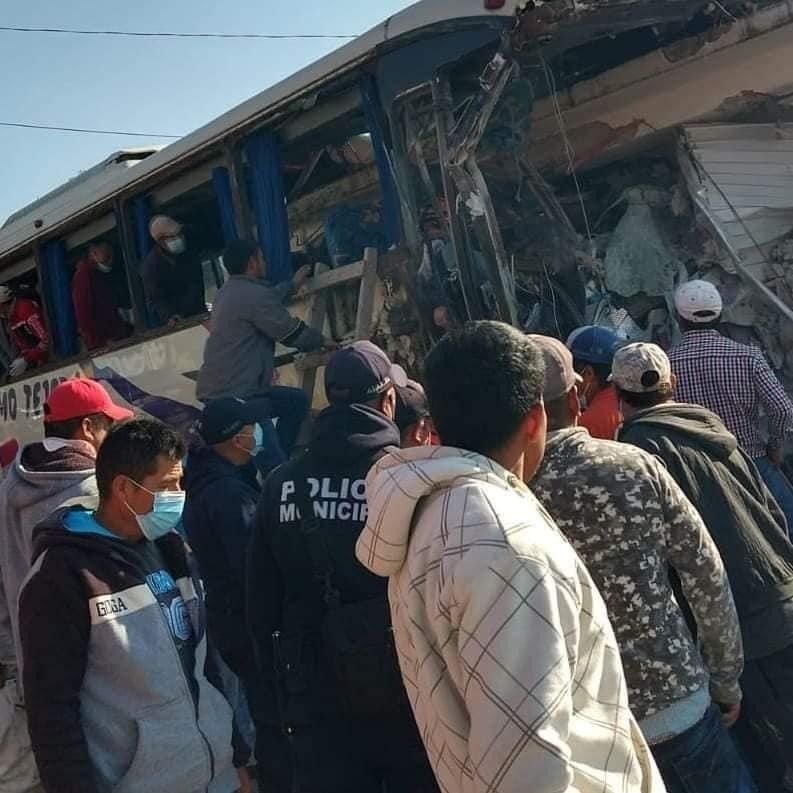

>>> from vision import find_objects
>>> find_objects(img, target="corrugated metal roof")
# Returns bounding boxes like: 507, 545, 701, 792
682, 123, 793, 268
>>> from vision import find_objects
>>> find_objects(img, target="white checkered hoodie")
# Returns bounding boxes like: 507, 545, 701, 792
356, 446, 665, 793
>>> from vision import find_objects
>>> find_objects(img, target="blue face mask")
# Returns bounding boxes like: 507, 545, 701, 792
237, 424, 264, 458
126, 480, 185, 541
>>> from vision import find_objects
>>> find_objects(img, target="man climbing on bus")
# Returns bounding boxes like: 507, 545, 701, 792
197, 239, 331, 467
141, 215, 206, 327
0, 285, 49, 380
72, 242, 131, 351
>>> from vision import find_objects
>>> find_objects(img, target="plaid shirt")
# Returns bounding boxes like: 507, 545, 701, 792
357, 446, 665, 793
669, 330, 793, 459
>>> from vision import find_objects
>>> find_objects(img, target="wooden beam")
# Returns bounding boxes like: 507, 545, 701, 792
300, 263, 330, 401
287, 167, 379, 224
355, 247, 379, 339
295, 260, 364, 297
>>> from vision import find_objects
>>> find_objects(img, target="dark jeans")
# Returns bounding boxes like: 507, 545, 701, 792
245, 386, 310, 473
651, 705, 757, 793
756, 456, 793, 538
733, 646, 793, 792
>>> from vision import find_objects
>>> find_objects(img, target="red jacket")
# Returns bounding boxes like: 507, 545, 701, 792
71, 259, 128, 350
579, 384, 622, 440
9, 298, 49, 366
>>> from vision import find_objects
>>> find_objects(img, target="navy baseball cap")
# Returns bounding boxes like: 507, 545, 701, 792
325, 341, 407, 404
566, 326, 621, 366
395, 380, 430, 432
198, 398, 259, 445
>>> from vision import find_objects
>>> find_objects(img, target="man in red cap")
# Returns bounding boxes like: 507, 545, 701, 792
0, 378, 131, 793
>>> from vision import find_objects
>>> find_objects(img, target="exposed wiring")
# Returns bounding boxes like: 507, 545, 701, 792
542, 259, 562, 338
0, 121, 181, 138
0, 25, 357, 40
539, 53, 594, 247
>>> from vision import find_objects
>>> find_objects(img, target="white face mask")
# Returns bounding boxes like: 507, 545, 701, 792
164, 236, 186, 255
96, 262, 112, 273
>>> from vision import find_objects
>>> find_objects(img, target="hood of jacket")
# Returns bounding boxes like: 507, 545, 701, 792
622, 402, 738, 460
6, 440, 97, 512
182, 445, 259, 495
356, 445, 524, 578
310, 403, 400, 467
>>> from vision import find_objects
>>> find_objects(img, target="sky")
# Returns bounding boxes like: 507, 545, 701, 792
0, 0, 416, 225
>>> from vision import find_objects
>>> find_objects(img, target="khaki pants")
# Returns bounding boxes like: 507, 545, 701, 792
0, 679, 41, 793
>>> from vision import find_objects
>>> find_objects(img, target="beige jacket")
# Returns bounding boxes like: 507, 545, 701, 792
356, 446, 665, 793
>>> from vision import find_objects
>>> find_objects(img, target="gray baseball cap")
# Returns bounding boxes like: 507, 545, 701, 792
528, 335, 582, 401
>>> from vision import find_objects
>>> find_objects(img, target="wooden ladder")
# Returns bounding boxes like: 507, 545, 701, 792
291, 246, 380, 402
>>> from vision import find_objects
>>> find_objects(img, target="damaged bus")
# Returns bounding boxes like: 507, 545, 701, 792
0, 0, 792, 445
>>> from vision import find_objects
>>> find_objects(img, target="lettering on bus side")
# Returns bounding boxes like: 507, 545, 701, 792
0, 387, 17, 423
0, 375, 67, 424
23, 376, 68, 420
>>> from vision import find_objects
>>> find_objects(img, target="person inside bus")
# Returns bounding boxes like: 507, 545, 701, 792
197, 239, 331, 468
141, 215, 206, 327
0, 284, 49, 379
72, 241, 131, 351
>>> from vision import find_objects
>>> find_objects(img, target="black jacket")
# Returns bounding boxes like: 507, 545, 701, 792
247, 404, 433, 791
140, 245, 205, 325
183, 447, 260, 678
619, 402, 793, 659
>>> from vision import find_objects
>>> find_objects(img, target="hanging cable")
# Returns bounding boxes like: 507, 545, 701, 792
0, 121, 182, 138
539, 53, 594, 247
0, 25, 357, 40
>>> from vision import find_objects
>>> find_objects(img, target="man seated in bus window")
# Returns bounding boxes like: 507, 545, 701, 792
197, 239, 333, 469
141, 215, 206, 327
0, 284, 49, 379
72, 242, 132, 351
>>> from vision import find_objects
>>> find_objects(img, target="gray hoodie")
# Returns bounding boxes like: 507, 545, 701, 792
0, 439, 97, 668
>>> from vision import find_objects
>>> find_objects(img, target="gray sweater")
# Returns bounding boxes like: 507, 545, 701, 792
196, 275, 323, 402
0, 439, 98, 669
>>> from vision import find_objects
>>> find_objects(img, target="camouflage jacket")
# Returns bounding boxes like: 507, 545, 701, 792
532, 427, 743, 721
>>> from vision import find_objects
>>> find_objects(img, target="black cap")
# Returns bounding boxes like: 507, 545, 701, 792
395, 380, 429, 432
324, 341, 407, 404
198, 398, 259, 445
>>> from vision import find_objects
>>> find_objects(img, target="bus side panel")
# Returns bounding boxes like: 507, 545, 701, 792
0, 324, 210, 447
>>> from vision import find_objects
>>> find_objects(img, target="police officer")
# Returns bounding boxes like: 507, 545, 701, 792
246, 341, 437, 793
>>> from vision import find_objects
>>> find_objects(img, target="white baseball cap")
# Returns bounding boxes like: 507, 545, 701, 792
675, 280, 723, 323
148, 215, 182, 241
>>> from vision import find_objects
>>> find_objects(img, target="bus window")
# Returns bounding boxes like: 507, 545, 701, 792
281, 106, 385, 336
0, 268, 49, 381
142, 178, 226, 326
68, 235, 132, 352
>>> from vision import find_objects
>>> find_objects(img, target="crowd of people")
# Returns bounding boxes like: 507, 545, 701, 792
0, 233, 792, 793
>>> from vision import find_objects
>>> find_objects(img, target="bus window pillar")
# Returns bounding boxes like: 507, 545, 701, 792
115, 199, 147, 333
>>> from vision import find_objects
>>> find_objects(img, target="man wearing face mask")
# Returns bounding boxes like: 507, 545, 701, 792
566, 325, 623, 440
183, 399, 263, 705
0, 378, 132, 793
247, 341, 438, 793
141, 215, 206, 327
18, 418, 241, 793
72, 241, 131, 351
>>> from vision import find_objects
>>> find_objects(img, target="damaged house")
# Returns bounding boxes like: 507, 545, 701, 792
372, 0, 793, 393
